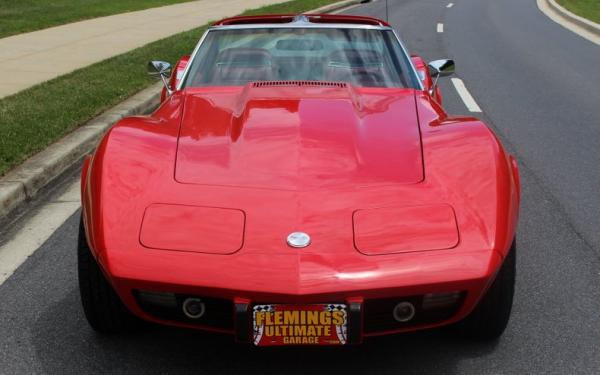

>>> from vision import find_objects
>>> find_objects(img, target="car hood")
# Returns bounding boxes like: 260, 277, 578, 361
175, 84, 423, 190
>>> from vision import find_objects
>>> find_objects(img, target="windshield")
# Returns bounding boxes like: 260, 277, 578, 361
182, 27, 418, 89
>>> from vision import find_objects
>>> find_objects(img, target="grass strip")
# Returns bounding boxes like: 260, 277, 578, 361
556, 0, 600, 24
0, 0, 197, 39
0, 0, 340, 176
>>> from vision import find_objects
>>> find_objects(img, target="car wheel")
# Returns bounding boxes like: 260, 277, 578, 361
78, 215, 139, 333
454, 239, 516, 340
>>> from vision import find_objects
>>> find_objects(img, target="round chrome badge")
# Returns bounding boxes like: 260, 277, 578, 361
286, 232, 311, 248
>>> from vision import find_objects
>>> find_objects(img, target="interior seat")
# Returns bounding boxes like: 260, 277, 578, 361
325, 49, 388, 87
212, 48, 275, 85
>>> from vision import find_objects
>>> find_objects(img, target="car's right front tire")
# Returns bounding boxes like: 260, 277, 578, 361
78, 215, 139, 333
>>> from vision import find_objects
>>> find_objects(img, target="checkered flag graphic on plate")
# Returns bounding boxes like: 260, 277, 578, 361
326, 304, 345, 312
327, 304, 348, 344
252, 305, 274, 344
253, 305, 275, 313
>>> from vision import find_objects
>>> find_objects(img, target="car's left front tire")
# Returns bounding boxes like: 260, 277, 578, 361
452, 239, 516, 340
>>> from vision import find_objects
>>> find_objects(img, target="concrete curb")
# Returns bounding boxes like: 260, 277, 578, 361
538, 0, 600, 45
547, 0, 600, 35
309, 0, 365, 14
0, 0, 366, 219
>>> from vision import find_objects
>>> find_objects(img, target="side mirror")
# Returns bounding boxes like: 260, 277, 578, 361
428, 59, 455, 77
427, 59, 454, 96
147, 60, 173, 96
159, 55, 190, 103
147, 60, 171, 76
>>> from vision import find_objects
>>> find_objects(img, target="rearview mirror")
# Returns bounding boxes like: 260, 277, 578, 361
427, 59, 455, 96
147, 60, 173, 96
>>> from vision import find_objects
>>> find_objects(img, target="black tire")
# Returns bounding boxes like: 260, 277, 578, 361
454, 239, 516, 340
78, 215, 139, 333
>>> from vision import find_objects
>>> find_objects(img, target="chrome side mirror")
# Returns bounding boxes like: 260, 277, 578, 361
427, 59, 455, 95
147, 60, 173, 96
428, 59, 455, 77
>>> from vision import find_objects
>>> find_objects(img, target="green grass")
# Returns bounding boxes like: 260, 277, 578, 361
557, 0, 600, 24
0, 0, 339, 176
0, 0, 197, 39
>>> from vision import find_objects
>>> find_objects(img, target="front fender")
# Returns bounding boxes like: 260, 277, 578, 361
416, 92, 520, 260
81, 93, 184, 265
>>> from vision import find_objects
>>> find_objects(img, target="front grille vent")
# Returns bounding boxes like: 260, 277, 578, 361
252, 80, 347, 88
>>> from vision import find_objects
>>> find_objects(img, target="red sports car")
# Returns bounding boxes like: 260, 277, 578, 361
78, 14, 520, 345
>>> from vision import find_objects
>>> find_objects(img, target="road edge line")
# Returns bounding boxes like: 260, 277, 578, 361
0, 181, 80, 286
537, 0, 600, 45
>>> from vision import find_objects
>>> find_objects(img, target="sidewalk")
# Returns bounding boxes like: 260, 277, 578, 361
0, 0, 283, 99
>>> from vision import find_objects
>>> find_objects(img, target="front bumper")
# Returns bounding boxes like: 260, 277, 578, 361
101, 247, 503, 342
132, 290, 466, 344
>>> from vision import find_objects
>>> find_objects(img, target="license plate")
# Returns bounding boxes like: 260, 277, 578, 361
252, 304, 347, 346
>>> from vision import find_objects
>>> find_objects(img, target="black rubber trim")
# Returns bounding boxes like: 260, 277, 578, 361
234, 302, 251, 343
347, 302, 363, 344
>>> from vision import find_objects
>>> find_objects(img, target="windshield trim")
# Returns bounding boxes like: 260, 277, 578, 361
211, 23, 393, 31
176, 26, 423, 91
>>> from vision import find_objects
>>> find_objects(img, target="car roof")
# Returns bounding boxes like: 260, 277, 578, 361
212, 14, 390, 28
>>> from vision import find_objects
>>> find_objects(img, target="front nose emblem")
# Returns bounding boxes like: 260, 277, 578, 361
287, 232, 311, 248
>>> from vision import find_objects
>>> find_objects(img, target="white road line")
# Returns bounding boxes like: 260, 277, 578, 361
0, 181, 80, 286
437, 23, 444, 33
447, 3, 454, 8
451, 78, 482, 112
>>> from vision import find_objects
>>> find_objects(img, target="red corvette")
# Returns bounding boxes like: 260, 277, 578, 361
78, 14, 520, 345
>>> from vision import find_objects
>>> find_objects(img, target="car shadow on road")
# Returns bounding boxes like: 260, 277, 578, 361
32, 288, 501, 375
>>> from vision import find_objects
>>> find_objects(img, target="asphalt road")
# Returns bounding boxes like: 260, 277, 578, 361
1, 0, 599, 374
